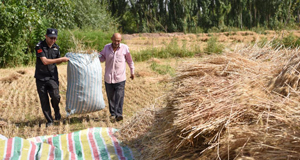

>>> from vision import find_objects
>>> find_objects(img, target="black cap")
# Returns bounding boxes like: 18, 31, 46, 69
46, 28, 58, 37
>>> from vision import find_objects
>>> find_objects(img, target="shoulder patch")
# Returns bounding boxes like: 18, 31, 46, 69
37, 49, 43, 53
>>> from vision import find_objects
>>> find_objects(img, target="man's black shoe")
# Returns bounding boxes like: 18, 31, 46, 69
116, 116, 123, 122
55, 113, 61, 121
110, 115, 116, 123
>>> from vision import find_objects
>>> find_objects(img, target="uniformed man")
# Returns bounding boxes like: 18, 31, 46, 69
34, 28, 69, 127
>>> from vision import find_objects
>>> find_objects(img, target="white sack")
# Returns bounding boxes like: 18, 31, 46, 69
65, 52, 105, 116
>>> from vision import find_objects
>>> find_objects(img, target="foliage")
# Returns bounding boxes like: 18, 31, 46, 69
207, 27, 221, 33
272, 33, 300, 49
0, 0, 115, 68
56, 29, 113, 57
30, 0, 74, 29
0, 1, 39, 67
1, 0, 300, 68
204, 37, 224, 54
108, 0, 300, 33
257, 37, 268, 48
251, 27, 267, 35
282, 33, 300, 48
72, 0, 117, 30
150, 62, 175, 76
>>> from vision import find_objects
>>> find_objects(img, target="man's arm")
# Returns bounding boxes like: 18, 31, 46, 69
125, 49, 134, 80
40, 57, 69, 65
35, 42, 69, 65
99, 51, 106, 62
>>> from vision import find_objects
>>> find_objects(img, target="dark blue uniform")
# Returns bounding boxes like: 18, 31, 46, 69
35, 40, 61, 124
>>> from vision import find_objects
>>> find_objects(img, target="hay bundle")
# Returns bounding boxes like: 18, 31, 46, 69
234, 40, 300, 97
217, 35, 228, 42
0, 73, 19, 83
118, 44, 300, 159
268, 55, 300, 96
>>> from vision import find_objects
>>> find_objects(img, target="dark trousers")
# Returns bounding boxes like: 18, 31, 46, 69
36, 79, 61, 123
105, 81, 125, 118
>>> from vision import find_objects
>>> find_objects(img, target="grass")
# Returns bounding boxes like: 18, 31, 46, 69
257, 32, 300, 49
257, 37, 268, 48
150, 62, 175, 77
132, 38, 199, 62
56, 29, 113, 56
204, 36, 224, 54
275, 33, 300, 48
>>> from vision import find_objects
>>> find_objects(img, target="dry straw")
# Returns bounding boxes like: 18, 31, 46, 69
68, 31, 96, 54
117, 41, 300, 159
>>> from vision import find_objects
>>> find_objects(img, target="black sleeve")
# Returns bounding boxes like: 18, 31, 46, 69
35, 43, 45, 58
57, 45, 61, 58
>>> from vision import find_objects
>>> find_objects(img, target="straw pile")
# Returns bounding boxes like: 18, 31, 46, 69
268, 54, 300, 97
118, 42, 300, 159
68, 31, 96, 54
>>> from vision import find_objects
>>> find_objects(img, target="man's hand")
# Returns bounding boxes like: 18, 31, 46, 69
60, 57, 69, 62
40, 57, 69, 65
130, 74, 134, 80
56, 57, 69, 65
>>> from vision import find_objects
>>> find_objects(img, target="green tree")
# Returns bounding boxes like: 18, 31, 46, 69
72, 0, 116, 30
0, 1, 39, 67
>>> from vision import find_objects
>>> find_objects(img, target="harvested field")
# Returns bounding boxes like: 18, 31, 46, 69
123, 30, 299, 53
0, 58, 178, 138
1, 30, 300, 159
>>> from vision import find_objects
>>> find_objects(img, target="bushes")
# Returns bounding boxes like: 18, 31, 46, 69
0, 0, 116, 68
257, 37, 268, 48
150, 62, 175, 76
281, 33, 300, 48
268, 33, 300, 49
0, 2, 39, 67
56, 30, 113, 56
72, 0, 116, 30
204, 37, 224, 54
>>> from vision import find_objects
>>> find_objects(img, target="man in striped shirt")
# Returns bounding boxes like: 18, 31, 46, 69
99, 33, 135, 122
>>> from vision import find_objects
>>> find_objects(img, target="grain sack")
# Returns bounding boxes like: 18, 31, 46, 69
65, 52, 105, 116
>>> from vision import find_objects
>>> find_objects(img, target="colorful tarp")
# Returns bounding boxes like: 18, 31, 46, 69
0, 134, 7, 140
0, 127, 134, 160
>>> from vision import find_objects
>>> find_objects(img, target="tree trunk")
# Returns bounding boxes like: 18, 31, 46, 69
249, 2, 252, 28
297, 9, 300, 23
254, 5, 257, 26
240, 13, 243, 29
285, 0, 292, 26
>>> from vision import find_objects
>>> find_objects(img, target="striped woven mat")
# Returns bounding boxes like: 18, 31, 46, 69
0, 134, 7, 141
0, 127, 134, 160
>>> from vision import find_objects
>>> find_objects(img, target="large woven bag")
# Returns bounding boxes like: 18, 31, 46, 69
65, 52, 105, 115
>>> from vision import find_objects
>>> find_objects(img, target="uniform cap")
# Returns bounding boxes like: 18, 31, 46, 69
46, 28, 58, 37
